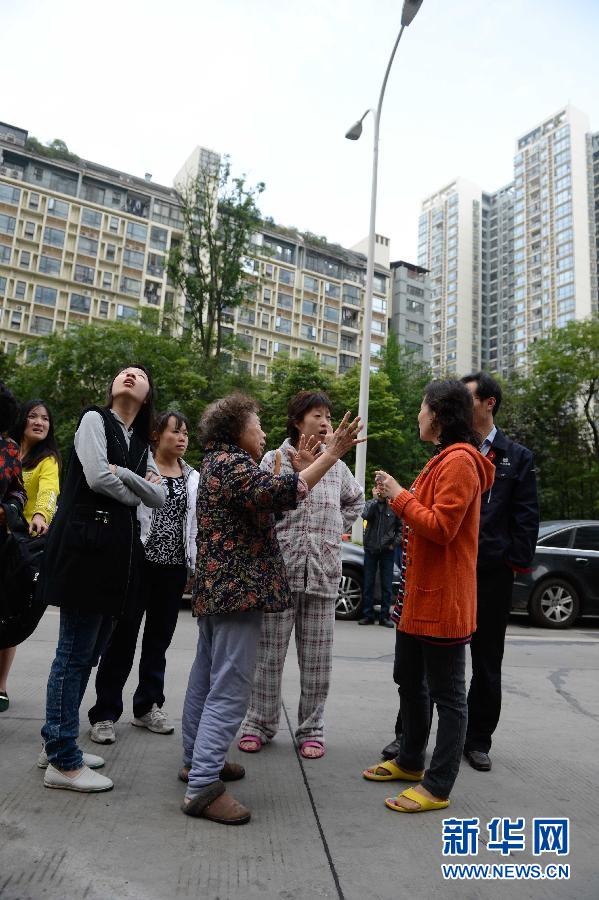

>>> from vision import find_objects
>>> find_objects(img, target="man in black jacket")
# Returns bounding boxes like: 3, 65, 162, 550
358, 485, 402, 627
461, 372, 539, 772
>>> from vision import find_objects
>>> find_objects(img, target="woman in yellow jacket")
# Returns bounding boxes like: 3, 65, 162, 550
0, 400, 61, 712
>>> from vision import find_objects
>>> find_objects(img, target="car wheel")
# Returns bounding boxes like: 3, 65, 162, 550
529, 578, 580, 629
336, 566, 363, 620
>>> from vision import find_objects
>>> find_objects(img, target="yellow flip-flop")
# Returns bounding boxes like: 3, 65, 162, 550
362, 760, 424, 782
385, 786, 450, 813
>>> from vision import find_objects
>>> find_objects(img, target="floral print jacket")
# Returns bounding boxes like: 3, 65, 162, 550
0, 437, 26, 510
191, 442, 303, 617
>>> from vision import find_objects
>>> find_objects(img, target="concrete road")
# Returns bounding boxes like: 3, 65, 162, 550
0, 610, 598, 900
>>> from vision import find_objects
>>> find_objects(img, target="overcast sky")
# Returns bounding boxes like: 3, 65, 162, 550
3, 0, 599, 260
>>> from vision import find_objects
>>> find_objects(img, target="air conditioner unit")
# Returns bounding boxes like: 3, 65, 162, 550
15, 305, 22, 311
244, 329, 251, 335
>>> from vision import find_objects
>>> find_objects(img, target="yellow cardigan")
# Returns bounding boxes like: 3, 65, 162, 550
23, 455, 60, 525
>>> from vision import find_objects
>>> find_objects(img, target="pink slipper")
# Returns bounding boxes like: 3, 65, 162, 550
238, 734, 262, 753
299, 740, 325, 759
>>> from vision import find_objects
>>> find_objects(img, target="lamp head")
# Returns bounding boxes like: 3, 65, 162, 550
345, 121, 363, 141
401, 0, 424, 26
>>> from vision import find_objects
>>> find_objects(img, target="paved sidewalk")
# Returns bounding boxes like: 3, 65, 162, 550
1, 610, 598, 899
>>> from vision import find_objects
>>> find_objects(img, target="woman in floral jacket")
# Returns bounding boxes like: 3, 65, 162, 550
180, 392, 362, 826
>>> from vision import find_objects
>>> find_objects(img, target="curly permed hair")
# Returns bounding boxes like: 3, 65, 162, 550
198, 393, 260, 447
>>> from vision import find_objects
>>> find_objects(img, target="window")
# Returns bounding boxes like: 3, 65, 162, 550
35, 285, 57, 306
126, 221, 148, 242
17, 249, 28, 266
74, 264, 94, 284
342, 284, 360, 304
24, 221, 35, 239
370, 341, 382, 357
302, 300, 317, 317
0, 214, 16, 235
109, 216, 120, 233
99, 299, 109, 318
325, 282, 340, 298
279, 268, 294, 286
10, 311, 22, 330
123, 248, 145, 269
78, 236, 98, 257
275, 316, 291, 334
238, 307, 255, 325
105, 244, 116, 262
322, 328, 337, 346
304, 275, 319, 292
117, 304, 138, 321
81, 208, 102, 228
43, 226, 65, 248
39, 255, 61, 275
406, 299, 424, 315
261, 313, 270, 328
29, 192, 39, 210
277, 292, 293, 310
0, 276, 6, 296
538, 528, 572, 548
102, 272, 112, 289
324, 305, 339, 323
573, 526, 599, 552
371, 319, 385, 334
321, 353, 337, 368
262, 288, 272, 304
150, 226, 168, 252
259, 339, 268, 354
120, 276, 141, 296
407, 320, 424, 336
373, 273, 386, 293
70, 293, 91, 313
147, 253, 164, 277
47, 198, 69, 218
32, 315, 54, 335
373, 297, 387, 314
0, 184, 20, 205
301, 324, 316, 340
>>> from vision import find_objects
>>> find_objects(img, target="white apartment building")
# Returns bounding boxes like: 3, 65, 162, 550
417, 178, 483, 376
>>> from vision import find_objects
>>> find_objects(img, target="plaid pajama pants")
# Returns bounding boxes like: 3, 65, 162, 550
241, 591, 335, 744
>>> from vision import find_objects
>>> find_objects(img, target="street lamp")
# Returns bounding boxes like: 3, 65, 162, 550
346, 0, 425, 542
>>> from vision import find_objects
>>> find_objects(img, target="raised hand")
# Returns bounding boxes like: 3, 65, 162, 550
374, 470, 403, 501
326, 412, 366, 460
287, 434, 321, 472
274, 449, 282, 476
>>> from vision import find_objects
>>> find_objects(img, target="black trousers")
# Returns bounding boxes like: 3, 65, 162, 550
89, 560, 187, 724
396, 632, 468, 799
464, 564, 514, 754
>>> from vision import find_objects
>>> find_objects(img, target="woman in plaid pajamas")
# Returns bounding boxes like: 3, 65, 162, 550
239, 390, 364, 759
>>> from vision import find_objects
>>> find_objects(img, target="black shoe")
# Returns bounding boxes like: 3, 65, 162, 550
464, 749, 492, 771
358, 617, 375, 625
379, 618, 394, 628
381, 737, 401, 760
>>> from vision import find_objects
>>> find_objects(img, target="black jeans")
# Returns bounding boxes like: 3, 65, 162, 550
89, 560, 187, 723
362, 548, 395, 620
465, 565, 514, 754
396, 631, 468, 799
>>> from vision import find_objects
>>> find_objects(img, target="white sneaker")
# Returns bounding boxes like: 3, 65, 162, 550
38, 747, 105, 769
131, 703, 174, 734
89, 720, 116, 744
44, 763, 113, 793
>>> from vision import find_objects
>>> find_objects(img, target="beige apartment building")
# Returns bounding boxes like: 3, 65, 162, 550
0, 121, 390, 378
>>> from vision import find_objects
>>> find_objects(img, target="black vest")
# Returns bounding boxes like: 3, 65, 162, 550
41, 406, 149, 617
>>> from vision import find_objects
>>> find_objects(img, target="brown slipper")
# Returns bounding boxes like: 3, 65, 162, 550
179, 761, 245, 783
182, 781, 250, 825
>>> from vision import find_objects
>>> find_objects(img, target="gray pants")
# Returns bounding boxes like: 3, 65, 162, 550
182, 610, 263, 797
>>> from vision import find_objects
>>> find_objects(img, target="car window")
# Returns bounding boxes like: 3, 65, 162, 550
573, 526, 599, 552
537, 528, 573, 548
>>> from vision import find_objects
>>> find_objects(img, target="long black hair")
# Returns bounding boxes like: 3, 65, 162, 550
105, 364, 155, 444
423, 379, 481, 450
12, 399, 62, 471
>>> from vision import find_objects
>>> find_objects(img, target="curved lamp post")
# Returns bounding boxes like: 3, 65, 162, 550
346, 0, 425, 541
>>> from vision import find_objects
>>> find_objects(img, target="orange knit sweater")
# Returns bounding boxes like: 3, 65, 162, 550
390, 443, 495, 639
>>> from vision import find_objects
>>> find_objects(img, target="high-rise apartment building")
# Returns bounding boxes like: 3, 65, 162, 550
417, 178, 483, 375
0, 121, 390, 377
389, 260, 431, 362
419, 105, 598, 377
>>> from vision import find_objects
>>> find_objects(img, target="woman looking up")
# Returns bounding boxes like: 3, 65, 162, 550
88, 411, 198, 743
0, 400, 61, 712
39, 365, 165, 793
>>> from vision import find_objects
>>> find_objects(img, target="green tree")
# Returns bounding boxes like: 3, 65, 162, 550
167, 158, 264, 367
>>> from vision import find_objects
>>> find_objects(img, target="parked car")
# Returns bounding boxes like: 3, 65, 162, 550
336, 541, 401, 620
512, 520, 599, 629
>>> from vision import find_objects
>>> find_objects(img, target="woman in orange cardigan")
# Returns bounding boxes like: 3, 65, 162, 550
363, 380, 494, 813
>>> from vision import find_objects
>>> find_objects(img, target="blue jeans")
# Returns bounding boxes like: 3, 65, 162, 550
397, 631, 467, 799
42, 610, 115, 771
362, 548, 395, 620
182, 610, 263, 797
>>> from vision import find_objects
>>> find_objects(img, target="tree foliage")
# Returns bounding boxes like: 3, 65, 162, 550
167, 159, 264, 366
